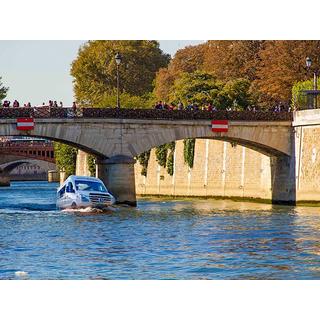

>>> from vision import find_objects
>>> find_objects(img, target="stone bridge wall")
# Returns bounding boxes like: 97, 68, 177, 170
293, 110, 320, 202
134, 139, 272, 201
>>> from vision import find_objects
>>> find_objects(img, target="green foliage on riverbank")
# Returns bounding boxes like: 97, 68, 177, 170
54, 142, 77, 177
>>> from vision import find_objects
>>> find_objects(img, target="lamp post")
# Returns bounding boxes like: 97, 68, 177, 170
115, 52, 122, 108
306, 57, 319, 108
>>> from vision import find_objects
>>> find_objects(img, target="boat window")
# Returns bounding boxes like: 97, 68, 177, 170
58, 185, 66, 198
66, 182, 75, 193
75, 180, 107, 192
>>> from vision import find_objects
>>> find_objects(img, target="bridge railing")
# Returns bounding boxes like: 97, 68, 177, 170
0, 107, 294, 121
0, 141, 53, 148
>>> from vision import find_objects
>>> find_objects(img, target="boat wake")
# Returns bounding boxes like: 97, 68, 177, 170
61, 206, 117, 215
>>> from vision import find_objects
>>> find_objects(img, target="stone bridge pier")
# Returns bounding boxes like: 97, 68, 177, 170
75, 150, 137, 206
96, 155, 137, 206
0, 169, 10, 187
270, 155, 296, 204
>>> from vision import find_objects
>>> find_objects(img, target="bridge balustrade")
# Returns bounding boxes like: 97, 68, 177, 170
0, 107, 293, 121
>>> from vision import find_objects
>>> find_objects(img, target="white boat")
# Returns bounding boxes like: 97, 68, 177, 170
57, 175, 115, 210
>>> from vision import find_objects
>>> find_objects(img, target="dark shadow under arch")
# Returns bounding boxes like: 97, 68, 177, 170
1, 161, 29, 174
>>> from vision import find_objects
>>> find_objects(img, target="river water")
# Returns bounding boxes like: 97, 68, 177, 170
1, 181, 320, 279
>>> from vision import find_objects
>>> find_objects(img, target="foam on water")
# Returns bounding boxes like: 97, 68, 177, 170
15, 271, 29, 279
61, 206, 117, 215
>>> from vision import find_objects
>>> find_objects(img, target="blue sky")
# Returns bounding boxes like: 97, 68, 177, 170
0, 40, 204, 106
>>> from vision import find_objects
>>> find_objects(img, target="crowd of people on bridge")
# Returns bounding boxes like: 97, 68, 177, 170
1, 100, 77, 110
153, 101, 292, 112
1, 98, 292, 113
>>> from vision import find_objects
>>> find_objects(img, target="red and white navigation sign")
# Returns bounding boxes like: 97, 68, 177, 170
16, 118, 35, 131
211, 120, 228, 132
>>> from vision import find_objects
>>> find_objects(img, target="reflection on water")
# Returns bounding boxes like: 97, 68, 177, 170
1, 182, 320, 279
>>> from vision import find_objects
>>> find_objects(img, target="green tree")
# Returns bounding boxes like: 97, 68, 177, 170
169, 71, 253, 110
54, 142, 78, 177
97, 91, 152, 109
71, 40, 170, 106
216, 78, 253, 110
0, 76, 9, 103
169, 71, 223, 106
291, 78, 320, 109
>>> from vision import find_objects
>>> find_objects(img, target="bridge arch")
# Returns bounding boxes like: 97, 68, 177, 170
125, 120, 293, 157
0, 160, 30, 174
0, 157, 57, 187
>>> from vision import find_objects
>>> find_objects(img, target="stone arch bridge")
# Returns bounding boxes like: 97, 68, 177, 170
0, 141, 55, 163
0, 140, 56, 186
0, 154, 56, 186
0, 107, 301, 206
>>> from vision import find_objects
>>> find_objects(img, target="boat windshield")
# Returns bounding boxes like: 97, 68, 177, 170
75, 180, 107, 192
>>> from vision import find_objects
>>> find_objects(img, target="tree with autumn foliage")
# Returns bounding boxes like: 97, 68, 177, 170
155, 41, 264, 103
71, 40, 170, 106
253, 40, 320, 106
154, 40, 320, 108
154, 43, 207, 101
203, 40, 265, 81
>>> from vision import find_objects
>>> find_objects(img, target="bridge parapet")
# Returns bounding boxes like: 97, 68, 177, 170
0, 107, 293, 121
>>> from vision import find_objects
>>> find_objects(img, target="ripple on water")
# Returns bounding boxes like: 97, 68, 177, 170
1, 182, 320, 279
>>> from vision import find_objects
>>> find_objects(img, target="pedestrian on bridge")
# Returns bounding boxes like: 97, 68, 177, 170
13, 100, 20, 108
2, 100, 10, 107
177, 101, 184, 110
72, 101, 77, 117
